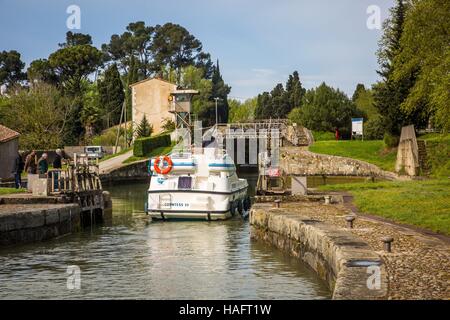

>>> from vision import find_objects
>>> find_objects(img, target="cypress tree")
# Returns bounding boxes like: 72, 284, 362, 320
98, 63, 125, 127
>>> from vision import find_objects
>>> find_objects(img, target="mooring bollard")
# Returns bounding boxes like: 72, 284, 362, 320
324, 195, 331, 204
274, 199, 281, 208
381, 236, 394, 252
345, 215, 356, 228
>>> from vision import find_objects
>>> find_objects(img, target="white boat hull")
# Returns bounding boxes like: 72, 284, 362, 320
147, 187, 248, 221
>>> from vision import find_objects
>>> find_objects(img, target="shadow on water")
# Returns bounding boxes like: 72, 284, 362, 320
0, 178, 331, 299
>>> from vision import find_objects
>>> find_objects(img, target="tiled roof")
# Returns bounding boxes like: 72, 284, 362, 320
0, 125, 20, 143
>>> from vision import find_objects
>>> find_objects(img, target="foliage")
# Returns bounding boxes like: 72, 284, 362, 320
373, 0, 427, 136
1, 84, 72, 149
161, 118, 176, 132
383, 132, 400, 148
97, 63, 125, 127
133, 134, 171, 157
152, 23, 211, 81
0, 50, 26, 88
49, 44, 103, 94
364, 115, 385, 140
27, 59, 59, 85
59, 31, 92, 47
228, 98, 257, 123
255, 71, 305, 119
208, 60, 231, 124
136, 115, 153, 138
419, 133, 450, 178
309, 140, 397, 171
318, 179, 450, 235
80, 82, 102, 141
352, 83, 366, 102
393, 0, 450, 131
287, 107, 302, 126
0, 188, 27, 195
299, 82, 363, 137
124, 142, 175, 164
311, 131, 335, 141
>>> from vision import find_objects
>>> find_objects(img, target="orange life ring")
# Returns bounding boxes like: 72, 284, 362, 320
154, 156, 173, 175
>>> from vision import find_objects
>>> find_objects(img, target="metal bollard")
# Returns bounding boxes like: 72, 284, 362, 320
274, 199, 281, 208
345, 215, 356, 228
381, 236, 394, 252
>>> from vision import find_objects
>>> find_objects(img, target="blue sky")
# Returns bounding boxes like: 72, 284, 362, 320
0, 0, 393, 99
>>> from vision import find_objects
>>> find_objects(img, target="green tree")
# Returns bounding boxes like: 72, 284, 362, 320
27, 59, 59, 85
151, 23, 205, 82
255, 92, 272, 119
136, 115, 153, 138
228, 98, 257, 123
2, 84, 71, 149
373, 0, 426, 136
0, 50, 26, 88
352, 83, 366, 102
286, 71, 305, 108
59, 31, 92, 48
81, 82, 101, 142
209, 60, 231, 124
98, 63, 125, 127
393, 0, 450, 130
49, 44, 103, 94
299, 82, 362, 136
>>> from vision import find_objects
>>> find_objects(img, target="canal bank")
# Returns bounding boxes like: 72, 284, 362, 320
0, 192, 112, 246
250, 199, 450, 300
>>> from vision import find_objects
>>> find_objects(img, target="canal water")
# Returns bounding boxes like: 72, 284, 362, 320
0, 177, 331, 299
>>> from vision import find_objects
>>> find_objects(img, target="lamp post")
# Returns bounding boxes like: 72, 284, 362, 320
214, 97, 221, 125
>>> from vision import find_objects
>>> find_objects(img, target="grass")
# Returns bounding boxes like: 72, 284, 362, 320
123, 143, 175, 164
0, 188, 27, 195
99, 147, 132, 162
309, 140, 397, 172
319, 179, 450, 235
418, 133, 450, 178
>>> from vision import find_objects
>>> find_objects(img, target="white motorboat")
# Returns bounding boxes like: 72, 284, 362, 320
146, 147, 250, 221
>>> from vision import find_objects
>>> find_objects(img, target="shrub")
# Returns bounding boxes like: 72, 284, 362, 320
383, 132, 400, 148
133, 134, 171, 157
312, 131, 335, 141
364, 116, 385, 140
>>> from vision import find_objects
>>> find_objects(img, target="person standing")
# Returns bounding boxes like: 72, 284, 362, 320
52, 149, 63, 191
12, 151, 24, 188
335, 127, 340, 141
24, 150, 37, 174
37, 153, 49, 175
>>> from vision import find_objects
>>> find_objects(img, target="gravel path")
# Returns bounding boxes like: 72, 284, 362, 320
279, 201, 450, 300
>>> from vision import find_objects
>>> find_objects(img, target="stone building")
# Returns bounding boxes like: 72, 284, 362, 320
0, 125, 20, 180
130, 78, 177, 138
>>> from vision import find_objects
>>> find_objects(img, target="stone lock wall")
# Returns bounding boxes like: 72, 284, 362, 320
250, 204, 388, 299
280, 147, 397, 179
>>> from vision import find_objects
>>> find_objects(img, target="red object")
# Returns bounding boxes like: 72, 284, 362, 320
154, 156, 173, 175
267, 167, 281, 177
335, 128, 340, 141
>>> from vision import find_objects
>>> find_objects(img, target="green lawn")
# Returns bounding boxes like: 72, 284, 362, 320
100, 147, 132, 162
419, 133, 450, 178
0, 188, 27, 195
309, 140, 397, 172
319, 179, 450, 235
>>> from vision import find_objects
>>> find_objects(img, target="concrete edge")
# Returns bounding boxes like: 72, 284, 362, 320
250, 204, 388, 300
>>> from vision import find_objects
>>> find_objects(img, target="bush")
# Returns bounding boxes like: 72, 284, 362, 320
312, 131, 335, 141
133, 134, 171, 157
383, 132, 400, 148
364, 116, 385, 140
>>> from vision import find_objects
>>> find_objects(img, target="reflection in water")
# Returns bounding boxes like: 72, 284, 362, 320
0, 179, 330, 300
